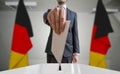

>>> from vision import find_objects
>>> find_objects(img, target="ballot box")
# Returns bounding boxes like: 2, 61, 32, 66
0, 64, 120, 74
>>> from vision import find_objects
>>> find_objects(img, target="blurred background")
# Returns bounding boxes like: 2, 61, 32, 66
0, 0, 120, 71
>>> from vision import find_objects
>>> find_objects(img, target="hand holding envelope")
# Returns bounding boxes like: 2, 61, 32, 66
47, 7, 66, 35
47, 7, 70, 70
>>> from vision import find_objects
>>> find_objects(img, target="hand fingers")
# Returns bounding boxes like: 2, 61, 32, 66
73, 58, 77, 63
47, 10, 55, 30
72, 55, 78, 63
59, 8, 66, 33
54, 7, 60, 35
48, 7, 66, 35
50, 11, 56, 30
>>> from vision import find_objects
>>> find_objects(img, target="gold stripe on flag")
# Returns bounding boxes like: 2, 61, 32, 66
9, 51, 29, 69
89, 51, 106, 68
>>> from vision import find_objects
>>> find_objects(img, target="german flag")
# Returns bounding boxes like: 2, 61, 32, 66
9, 0, 33, 69
89, 0, 113, 68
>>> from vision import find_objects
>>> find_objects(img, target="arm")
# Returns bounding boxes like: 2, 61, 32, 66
73, 13, 80, 54
72, 13, 80, 63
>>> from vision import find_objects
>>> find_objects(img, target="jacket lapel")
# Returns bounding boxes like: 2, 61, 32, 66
66, 8, 71, 21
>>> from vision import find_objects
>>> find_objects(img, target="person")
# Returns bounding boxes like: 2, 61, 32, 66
43, 0, 80, 63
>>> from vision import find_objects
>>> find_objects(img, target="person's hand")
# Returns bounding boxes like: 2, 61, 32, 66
47, 7, 66, 35
72, 55, 79, 63
47, 7, 60, 34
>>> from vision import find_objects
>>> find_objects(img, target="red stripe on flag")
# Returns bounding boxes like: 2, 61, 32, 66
90, 25, 111, 54
11, 24, 32, 54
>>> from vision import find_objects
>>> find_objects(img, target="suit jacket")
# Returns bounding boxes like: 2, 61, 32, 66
43, 8, 80, 57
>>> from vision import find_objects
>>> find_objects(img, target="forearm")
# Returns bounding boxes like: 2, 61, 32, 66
73, 13, 80, 53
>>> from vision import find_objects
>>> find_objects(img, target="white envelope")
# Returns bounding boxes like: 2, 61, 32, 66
51, 21, 70, 64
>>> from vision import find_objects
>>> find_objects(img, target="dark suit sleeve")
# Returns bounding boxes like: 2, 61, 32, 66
72, 13, 80, 53
43, 9, 51, 26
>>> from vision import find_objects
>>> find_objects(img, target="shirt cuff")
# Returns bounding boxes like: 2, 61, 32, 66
73, 53, 80, 55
